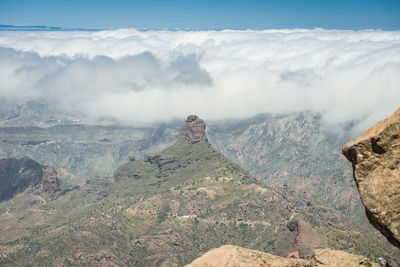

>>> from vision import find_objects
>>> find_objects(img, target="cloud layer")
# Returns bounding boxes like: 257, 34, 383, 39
0, 29, 399, 126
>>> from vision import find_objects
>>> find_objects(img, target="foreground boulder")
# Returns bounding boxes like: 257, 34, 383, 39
342, 108, 400, 248
186, 245, 378, 267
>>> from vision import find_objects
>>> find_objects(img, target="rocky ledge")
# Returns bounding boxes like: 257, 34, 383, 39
186, 245, 379, 267
343, 107, 400, 248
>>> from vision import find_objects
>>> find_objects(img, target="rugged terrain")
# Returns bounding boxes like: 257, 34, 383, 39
343, 107, 400, 248
187, 107, 400, 267
0, 157, 60, 201
207, 113, 364, 221
0, 123, 178, 184
0, 106, 364, 222
0, 115, 398, 266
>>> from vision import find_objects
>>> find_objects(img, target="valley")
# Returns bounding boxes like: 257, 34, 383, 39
0, 115, 399, 266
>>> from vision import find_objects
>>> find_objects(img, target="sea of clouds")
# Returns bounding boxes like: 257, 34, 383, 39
0, 29, 399, 127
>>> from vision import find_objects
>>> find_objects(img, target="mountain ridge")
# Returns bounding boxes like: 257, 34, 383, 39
0, 115, 398, 266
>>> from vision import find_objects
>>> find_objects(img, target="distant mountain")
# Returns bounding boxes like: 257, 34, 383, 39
0, 116, 397, 266
0, 106, 380, 228
0, 107, 385, 227
207, 112, 365, 223
0, 25, 100, 31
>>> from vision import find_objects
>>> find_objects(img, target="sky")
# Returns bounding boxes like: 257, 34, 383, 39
0, 0, 399, 30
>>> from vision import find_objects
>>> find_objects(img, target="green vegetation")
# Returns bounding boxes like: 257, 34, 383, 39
1, 115, 399, 266
1, 139, 398, 266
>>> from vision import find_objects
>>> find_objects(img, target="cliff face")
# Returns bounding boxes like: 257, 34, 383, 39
40, 167, 61, 195
0, 157, 60, 201
343, 107, 400, 248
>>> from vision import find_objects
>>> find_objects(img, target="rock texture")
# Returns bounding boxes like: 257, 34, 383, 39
178, 115, 208, 144
342, 107, 400, 248
186, 245, 309, 267
310, 249, 379, 266
40, 167, 61, 195
0, 157, 61, 201
186, 245, 379, 267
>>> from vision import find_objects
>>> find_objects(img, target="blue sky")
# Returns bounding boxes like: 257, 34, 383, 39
0, 0, 399, 30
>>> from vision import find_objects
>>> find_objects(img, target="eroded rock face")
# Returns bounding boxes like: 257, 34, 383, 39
342, 107, 400, 248
41, 167, 61, 195
0, 157, 43, 201
0, 157, 61, 201
186, 245, 378, 267
178, 115, 208, 144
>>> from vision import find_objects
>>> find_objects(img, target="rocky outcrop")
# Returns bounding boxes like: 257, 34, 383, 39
144, 153, 181, 177
40, 167, 61, 195
0, 157, 60, 201
342, 107, 400, 248
310, 249, 379, 266
115, 115, 208, 181
115, 152, 183, 181
178, 115, 208, 144
0, 157, 43, 201
186, 245, 379, 267
186, 245, 309, 267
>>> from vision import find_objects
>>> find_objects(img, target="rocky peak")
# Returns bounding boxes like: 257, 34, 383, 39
342, 107, 400, 248
177, 115, 208, 144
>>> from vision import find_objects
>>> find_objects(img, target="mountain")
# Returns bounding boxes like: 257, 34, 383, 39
0, 157, 60, 202
0, 100, 180, 182
0, 123, 178, 184
0, 110, 362, 220
343, 107, 400, 248
207, 112, 364, 221
0, 103, 363, 218
188, 107, 400, 267
0, 116, 398, 266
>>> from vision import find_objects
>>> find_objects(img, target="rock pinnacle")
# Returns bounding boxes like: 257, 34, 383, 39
177, 115, 209, 144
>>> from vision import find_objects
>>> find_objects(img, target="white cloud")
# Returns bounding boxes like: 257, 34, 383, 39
0, 29, 399, 125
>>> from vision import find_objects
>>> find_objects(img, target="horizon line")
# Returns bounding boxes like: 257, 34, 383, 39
1, 24, 399, 32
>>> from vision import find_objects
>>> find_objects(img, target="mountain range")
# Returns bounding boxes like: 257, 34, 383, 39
0, 114, 398, 266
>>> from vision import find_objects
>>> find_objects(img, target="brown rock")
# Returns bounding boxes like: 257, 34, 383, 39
178, 115, 209, 144
342, 107, 400, 248
40, 167, 61, 195
185, 245, 310, 267
186, 245, 379, 267
310, 249, 379, 266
